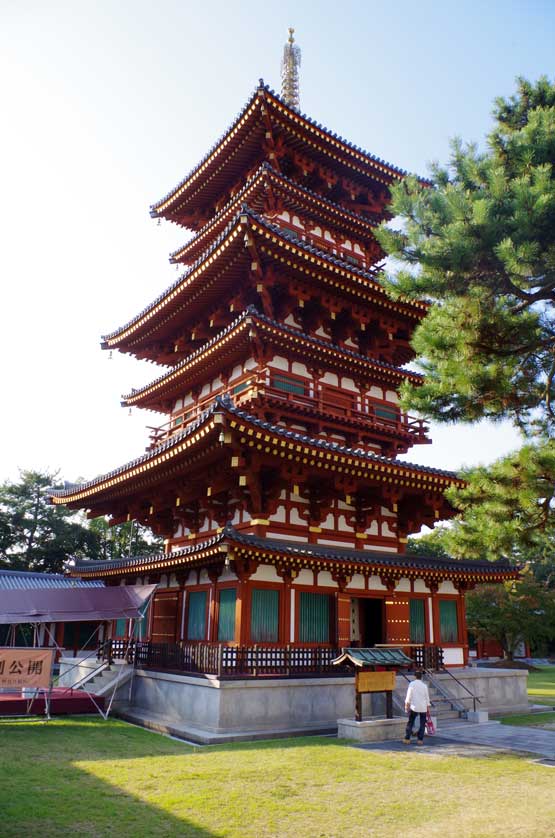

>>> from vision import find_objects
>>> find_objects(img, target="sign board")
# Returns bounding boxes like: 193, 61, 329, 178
0, 648, 54, 689
356, 670, 396, 694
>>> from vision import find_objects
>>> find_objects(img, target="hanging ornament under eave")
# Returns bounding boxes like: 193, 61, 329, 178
281, 27, 301, 111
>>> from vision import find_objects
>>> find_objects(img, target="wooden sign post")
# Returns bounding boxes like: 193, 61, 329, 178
355, 669, 396, 722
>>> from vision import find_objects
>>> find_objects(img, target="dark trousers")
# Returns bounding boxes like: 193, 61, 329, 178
405, 710, 426, 741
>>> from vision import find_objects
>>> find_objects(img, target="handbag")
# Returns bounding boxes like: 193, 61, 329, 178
425, 710, 435, 735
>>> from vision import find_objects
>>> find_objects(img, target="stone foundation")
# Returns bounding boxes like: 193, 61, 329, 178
115, 666, 528, 743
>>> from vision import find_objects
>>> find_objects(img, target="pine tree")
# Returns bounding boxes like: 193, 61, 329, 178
0, 471, 100, 573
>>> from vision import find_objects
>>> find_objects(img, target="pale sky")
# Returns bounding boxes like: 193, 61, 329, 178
1, 0, 553, 485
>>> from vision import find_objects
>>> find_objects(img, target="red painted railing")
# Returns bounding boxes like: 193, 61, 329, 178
146, 372, 429, 449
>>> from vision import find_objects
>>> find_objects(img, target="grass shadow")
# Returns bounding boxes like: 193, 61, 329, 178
0, 717, 220, 838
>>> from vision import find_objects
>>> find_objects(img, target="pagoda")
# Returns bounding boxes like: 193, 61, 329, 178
53, 32, 517, 673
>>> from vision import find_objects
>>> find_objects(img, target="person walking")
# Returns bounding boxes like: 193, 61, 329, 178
403, 670, 431, 745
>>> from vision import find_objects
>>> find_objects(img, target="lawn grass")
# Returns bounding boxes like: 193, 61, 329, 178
1, 717, 555, 837
499, 711, 555, 727
528, 666, 555, 703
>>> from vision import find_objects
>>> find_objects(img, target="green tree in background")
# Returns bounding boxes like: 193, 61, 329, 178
0, 470, 99, 573
377, 76, 555, 434
88, 516, 163, 562
377, 76, 555, 564
0, 471, 164, 573
466, 575, 555, 659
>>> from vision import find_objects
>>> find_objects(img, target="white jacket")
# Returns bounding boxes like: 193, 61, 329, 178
405, 679, 430, 713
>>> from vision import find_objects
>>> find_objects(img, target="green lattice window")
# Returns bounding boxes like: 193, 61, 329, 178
271, 373, 306, 396
187, 591, 207, 640
374, 404, 399, 424
409, 599, 426, 644
251, 588, 279, 642
218, 588, 237, 642
299, 592, 330, 643
114, 618, 127, 638
439, 600, 459, 643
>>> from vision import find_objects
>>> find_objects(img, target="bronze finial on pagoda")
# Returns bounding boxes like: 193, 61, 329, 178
281, 27, 301, 111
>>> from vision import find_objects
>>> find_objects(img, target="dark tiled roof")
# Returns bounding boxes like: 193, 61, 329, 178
223, 399, 459, 480
71, 524, 516, 578
169, 162, 380, 262
104, 204, 423, 346
150, 82, 420, 217
122, 305, 422, 404
50, 400, 223, 499
222, 527, 516, 574
52, 395, 460, 503
0, 569, 104, 589
72, 532, 225, 573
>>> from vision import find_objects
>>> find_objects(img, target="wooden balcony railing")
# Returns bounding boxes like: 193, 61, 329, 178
147, 372, 429, 449
100, 640, 444, 679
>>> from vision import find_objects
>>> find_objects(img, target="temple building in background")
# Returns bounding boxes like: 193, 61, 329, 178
52, 35, 517, 682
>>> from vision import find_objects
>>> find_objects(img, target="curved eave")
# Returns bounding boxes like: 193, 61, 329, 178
102, 208, 427, 355
70, 527, 518, 583
169, 164, 381, 265
150, 84, 427, 224
51, 399, 463, 511
123, 308, 423, 411
50, 403, 224, 508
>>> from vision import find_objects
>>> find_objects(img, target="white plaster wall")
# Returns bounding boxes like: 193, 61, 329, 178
219, 567, 238, 582
270, 505, 287, 523
321, 372, 339, 386
266, 532, 305, 543
268, 355, 289, 371
395, 579, 411, 593
251, 564, 280, 583
290, 508, 307, 526
368, 575, 387, 591
347, 574, 365, 590
442, 648, 464, 666
385, 391, 399, 403
439, 581, 457, 595
341, 377, 358, 392
317, 571, 335, 587
414, 580, 430, 593
294, 570, 314, 586
291, 361, 309, 377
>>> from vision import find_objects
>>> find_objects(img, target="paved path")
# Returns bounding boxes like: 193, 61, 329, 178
438, 720, 555, 759
357, 720, 555, 762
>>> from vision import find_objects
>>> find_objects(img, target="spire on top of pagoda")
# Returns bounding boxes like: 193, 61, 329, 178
281, 27, 301, 110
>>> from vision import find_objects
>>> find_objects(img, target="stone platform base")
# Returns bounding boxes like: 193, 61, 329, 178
117, 705, 336, 745
114, 666, 528, 743
337, 717, 406, 742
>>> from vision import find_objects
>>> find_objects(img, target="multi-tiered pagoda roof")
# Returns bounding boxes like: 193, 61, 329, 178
52, 66, 516, 668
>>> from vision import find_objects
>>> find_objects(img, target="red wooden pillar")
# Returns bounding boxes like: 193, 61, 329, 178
207, 567, 222, 642
276, 567, 296, 643
233, 558, 258, 645
455, 581, 470, 665
175, 577, 186, 643
336, 593, 351, 647
332, 571, 352, 648
429, 583, 440, 649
